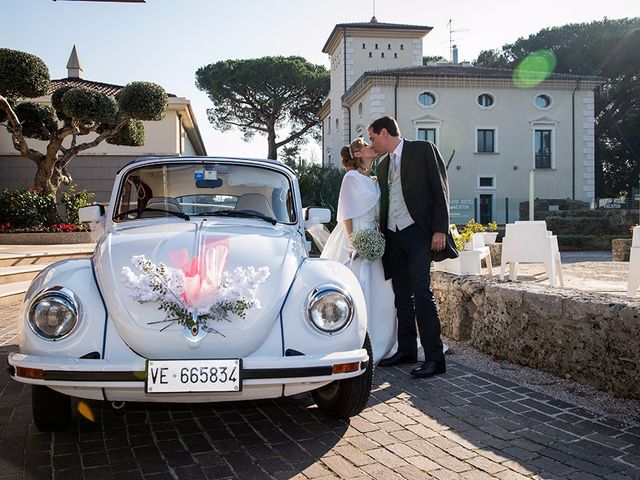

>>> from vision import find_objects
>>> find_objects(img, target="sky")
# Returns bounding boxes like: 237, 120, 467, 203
3, 0, 638, 160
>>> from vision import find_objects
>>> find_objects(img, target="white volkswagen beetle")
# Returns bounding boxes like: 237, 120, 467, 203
8, 157, 372, 431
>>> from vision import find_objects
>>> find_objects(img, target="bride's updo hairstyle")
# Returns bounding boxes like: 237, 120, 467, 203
340, 138, 366, 170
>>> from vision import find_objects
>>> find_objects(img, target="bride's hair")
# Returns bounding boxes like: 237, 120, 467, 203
340, 138, 366, 170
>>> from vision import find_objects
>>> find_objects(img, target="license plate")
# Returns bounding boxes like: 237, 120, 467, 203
146, 359, 242, 393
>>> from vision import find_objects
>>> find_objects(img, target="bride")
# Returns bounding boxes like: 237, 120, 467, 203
319, 138, 397, 365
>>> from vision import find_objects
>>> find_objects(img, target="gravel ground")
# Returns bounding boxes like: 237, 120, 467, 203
444, 336, 640, 427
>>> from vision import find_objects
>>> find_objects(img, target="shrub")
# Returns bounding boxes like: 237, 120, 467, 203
294, 163, 344, 229
0, 188, 56, 228
61, 187, 94, 224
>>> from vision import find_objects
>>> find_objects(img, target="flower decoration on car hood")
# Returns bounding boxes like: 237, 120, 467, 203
121, 240, 270, 341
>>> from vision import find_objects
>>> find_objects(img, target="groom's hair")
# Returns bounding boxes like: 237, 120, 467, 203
369, 116, 400, 137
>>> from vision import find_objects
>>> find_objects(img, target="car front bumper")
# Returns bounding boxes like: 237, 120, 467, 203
7, 349, 369, 402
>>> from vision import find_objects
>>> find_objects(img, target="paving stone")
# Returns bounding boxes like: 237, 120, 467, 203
321, 454, 367, 478
1, 340, 638, 480
466, 455, 506, 474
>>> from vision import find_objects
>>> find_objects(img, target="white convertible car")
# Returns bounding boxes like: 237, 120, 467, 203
8, 157, 372, 431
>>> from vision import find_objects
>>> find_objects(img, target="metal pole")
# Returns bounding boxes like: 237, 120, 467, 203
529, 169, 535, 221
505, 197, 509, 224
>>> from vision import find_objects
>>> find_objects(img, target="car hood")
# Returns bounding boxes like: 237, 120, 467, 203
93, 220, 303, 359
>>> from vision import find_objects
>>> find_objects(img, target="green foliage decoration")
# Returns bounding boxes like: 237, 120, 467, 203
116, 81, 168, 121
0, 188, 57, 228
13, 102, 56, 141
50, 85, 75, 122
61, 187, 94, 224
0, 48, 50, 98
105, 118, 144, 146
61, 86, 118, 124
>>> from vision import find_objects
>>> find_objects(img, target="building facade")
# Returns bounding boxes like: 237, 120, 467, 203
0, 48, 206, 202
320, 19, 602, 223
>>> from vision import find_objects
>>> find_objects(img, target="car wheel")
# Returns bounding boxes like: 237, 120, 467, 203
312, 333, 373, 419
32, 385, 71, 431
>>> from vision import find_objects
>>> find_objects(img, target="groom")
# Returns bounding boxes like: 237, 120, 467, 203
369, 115, 450, 378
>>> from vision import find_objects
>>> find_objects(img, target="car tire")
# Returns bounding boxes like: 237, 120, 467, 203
32, 385, 71, 431
312, 333, 373, 419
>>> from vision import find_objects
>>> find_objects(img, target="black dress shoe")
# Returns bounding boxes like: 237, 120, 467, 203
410, 359, 446, 378
379, 351, 417, 367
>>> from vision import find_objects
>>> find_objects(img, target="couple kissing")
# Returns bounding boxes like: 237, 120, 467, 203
319, 115, 452, 379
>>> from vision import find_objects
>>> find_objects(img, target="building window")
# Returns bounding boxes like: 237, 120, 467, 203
417, 91, 437, 107
388, 44, 391, 49
477, 129, 496, 153
477, 93, 495, 108
327, 116, 331, 134
477, 176, 496, 189
534, 129, 552, 168
417, 128, 437, 144
369, 52, 372, 58
400, 44, 404, 50
381, 52, 385, 58
362, 43, 366, 49
375, 43, 378, 49
335, 118, 339, 131
394, 53, 398, 58
358, 102, 363, 116
535, 94, 552, 109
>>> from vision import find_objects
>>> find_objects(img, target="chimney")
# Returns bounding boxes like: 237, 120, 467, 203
452, 45, 459, 64
66, 45, 83, 79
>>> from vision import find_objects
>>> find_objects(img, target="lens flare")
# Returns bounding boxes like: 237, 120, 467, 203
513, 50, 557, 88
77, 400, 95, 422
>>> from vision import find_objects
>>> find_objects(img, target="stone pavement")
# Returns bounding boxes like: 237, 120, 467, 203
1, 316, 640, 480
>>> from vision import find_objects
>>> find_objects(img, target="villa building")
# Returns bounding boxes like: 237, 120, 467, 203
0, 47, 206, 202
319, 18, 603, 223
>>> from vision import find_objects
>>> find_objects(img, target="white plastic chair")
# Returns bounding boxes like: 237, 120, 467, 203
434, 228, 492, 275
468, 232, 493, 275
500, 221, 564, 286
627, 226, 640, 297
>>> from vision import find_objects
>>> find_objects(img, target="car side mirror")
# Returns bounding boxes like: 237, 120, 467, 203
303, 207, 331, 229
79, 205, 105, 223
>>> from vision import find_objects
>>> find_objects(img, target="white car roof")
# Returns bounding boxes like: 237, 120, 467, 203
118, 156, 296, 177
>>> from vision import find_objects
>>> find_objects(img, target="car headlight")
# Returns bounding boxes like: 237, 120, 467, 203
28, 288, 80, 340
305, 285, 354, 333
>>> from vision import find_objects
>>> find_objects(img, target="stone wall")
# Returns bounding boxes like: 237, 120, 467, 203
612, 239, 633, 262
433, 273, 640, 399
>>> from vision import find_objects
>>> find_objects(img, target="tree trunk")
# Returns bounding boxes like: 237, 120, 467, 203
34, 160, 57, 196
267, 123, 278, 160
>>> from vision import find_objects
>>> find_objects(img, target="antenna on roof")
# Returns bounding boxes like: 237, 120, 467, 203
370, 0, 377, 23
446, 19, 468, 63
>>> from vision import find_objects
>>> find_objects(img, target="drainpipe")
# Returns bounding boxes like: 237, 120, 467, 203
177, 113, 184, 155
394, 74, 399, 118
571, 79, 580, 200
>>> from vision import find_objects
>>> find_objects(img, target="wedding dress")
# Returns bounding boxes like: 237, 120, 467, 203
319, 170, 397, 365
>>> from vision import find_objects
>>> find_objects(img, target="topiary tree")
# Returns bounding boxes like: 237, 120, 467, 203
0, 48, 168, 195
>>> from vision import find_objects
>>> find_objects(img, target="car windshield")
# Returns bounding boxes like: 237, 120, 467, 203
114, 162, 296, 223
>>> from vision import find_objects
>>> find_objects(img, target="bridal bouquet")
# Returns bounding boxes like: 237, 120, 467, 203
121, 244, 269, 337
350, 229, 385, 261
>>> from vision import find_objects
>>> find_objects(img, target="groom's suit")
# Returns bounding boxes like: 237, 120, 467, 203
377, 139, 450, 363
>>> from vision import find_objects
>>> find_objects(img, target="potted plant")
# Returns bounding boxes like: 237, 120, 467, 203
483, 221, 499, 245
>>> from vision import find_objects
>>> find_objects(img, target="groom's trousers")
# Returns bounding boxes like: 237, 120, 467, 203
386, 224, 444, 363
